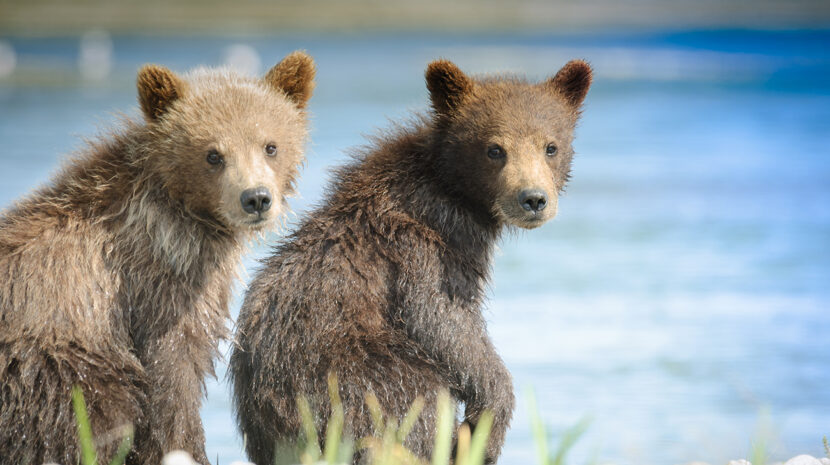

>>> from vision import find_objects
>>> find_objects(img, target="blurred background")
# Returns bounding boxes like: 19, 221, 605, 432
1, 1, 828, 464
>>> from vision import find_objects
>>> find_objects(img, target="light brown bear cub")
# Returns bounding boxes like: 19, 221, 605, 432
0, 51, 315, 465
231, 58, 591, 464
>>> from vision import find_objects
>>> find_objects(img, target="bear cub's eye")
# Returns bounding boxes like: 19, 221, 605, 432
206, 149, 223, 165
487, 145, 505, 160
265, 143, 278, 157
546, 143, 558, 157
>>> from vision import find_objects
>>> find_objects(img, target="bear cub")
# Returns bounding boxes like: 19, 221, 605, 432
0, 52, 315, 465
230, 58, 592, 464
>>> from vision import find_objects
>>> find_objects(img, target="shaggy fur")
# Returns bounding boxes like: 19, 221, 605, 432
0, 52, 315, 465
230, 59, 591, 465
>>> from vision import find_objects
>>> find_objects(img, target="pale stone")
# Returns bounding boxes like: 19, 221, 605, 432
161, 450, 198, 465
784, 455, 823, 465
727, 460, 752, 465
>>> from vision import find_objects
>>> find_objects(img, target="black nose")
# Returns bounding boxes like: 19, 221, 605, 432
518, 189, 548, 213
240, 187, 272, 214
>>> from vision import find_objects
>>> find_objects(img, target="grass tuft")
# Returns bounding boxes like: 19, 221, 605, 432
294, 384, 493, 465
431, 391, 454, 465
527, 388, 590, 465
296, 395, 321, 464
325, 373, 355, 465
72, 386, 98, 465
464, 412, 493, 465
72, 386, 134, 465
749, 407, 773, 465
74, 378, 599, 465
397, 397, 425, 443
358, 393, 429, 465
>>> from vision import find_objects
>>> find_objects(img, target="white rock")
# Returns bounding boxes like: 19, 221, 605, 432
784, 455, 824, 465
728, 460, 752, 465
229, 461, 256, 465
820, 458, 830, 465
161, 450, 198, 465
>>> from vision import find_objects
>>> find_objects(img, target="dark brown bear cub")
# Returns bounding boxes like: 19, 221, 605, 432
0, 52, 315, 465
230, 58, 592, 464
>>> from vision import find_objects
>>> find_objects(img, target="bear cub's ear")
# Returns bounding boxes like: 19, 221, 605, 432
137, 65, 185, 122
264, 51, 316, 109
426, 59, 474, 116
546, 60, 593, 108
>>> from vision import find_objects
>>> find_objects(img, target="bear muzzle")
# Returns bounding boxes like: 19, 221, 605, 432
499, 188, 557, 229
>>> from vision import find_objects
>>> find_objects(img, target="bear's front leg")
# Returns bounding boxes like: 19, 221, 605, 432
459, 337, 515, 464
399, 293, 515, 463
130, 325, 212, 465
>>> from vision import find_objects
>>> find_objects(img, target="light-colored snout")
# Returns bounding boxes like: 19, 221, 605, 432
502, 186, 557, 229
497, 150, 559, 229
220, 150, 281, 228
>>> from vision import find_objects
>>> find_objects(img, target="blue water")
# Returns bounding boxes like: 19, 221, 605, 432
1, 30, 828, 465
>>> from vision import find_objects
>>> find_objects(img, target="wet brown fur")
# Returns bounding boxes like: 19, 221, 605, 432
230, 59, 591, 464
0, 52, 315, 465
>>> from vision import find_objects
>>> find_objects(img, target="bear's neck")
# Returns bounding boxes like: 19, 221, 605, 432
364, 125, 502, 272
115, 178, 241, 279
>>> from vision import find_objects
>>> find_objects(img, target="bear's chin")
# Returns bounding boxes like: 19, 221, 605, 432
221, 212, 278, 232
510, 216, 549, 230
497, 206, 555, 230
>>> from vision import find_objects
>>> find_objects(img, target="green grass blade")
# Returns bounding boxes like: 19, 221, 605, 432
455, 423, 471, 465
466, 411, 494, 465
397, 397, 425, 443
324, 374, 344, 464
337, 436, 355, 465
296, 395, 321, 463
551, 417, 591, 465
526, 389, 549, 465
823, 436, 829, 459
71, 386, 98, 465
327, 372, 343, 412
365, 393, 385, 436
749, 406, 772, 465
324, 408, 344, 464
431, 391, 453, 465
750, 439, 768, 465
382, 422, 397, 465
107, 426, 134, 465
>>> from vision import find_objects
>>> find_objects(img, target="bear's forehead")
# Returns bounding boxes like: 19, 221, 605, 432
464, 84, 574, 136
170, 83, 301, 131
475, 81, 568, 111
179, 70, 293, 111
188, 82, 288, 112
